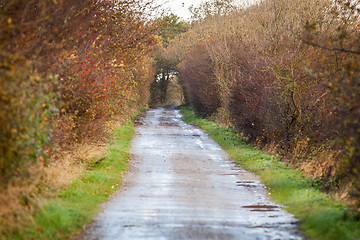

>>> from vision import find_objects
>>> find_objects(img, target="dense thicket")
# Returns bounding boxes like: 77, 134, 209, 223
0, 0, 157, 183
163, 0, 360, 205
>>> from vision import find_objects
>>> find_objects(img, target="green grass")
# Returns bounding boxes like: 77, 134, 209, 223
181, 107, 360, 240
11, 122, 135, 240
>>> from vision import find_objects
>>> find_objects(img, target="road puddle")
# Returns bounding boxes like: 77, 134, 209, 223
242, 205, 280, 212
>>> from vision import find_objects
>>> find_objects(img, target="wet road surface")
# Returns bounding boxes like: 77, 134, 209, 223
82, 107, 302, 240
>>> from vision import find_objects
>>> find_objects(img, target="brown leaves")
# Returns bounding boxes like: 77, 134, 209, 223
1, 0, 157, 183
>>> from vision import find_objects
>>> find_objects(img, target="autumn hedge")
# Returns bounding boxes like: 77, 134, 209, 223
0, 0, 157, 183
163, 0, 360, 206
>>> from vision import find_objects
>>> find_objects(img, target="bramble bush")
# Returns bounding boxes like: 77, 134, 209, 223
0, 0, 157, 182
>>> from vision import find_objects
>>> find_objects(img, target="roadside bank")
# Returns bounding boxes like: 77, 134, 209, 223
5, 123, 134, 240
181, 107, 360, 240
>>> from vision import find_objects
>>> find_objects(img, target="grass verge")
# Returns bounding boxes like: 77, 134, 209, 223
181, 107, 360, 240
8, 122, 135, 240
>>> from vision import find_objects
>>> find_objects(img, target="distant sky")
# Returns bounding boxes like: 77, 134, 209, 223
155, 0, 204, 20
155, 0, 252, 21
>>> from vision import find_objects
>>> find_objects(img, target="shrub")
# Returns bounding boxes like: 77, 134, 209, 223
163, 0, 360, 205
0, 0, 157, 181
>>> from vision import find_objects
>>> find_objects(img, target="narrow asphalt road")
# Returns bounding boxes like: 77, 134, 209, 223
82, 107, 302, 240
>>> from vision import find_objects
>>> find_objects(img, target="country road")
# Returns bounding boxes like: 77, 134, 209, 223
82, 107, 302, 240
